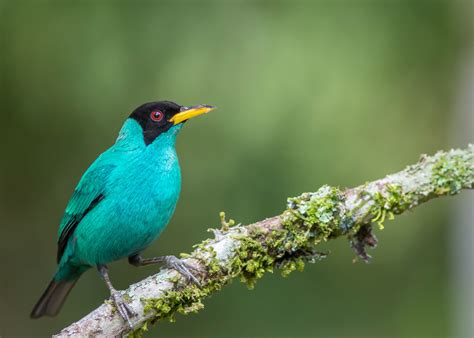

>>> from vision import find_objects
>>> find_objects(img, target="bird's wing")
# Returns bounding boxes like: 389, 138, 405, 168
57, 157, 116, 263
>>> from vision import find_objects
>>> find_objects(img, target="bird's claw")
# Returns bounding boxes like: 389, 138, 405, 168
111, 290, 136, 329
165, 256, 202, 286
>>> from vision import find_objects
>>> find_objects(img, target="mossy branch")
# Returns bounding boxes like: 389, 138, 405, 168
55, 145, 474, 337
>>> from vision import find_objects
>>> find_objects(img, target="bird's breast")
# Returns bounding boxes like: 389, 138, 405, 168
97, 149, 180, 242
115, 149, 181, 217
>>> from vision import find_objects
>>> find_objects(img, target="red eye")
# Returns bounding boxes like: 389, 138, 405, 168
150, 110, 164, 122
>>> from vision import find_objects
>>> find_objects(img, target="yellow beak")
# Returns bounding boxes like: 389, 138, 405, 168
169, 104, 216, 125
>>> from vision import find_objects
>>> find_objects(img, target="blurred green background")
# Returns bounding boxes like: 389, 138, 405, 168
0, 1, 472, 337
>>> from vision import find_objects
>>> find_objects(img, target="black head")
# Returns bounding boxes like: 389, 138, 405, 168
129, 101, 215, 145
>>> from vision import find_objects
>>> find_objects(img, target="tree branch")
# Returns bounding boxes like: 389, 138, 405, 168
55, 145, 473, 337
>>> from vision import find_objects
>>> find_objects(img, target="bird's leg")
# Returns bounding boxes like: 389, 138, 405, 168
128, 254, 201, 286
97, 265, 136, 329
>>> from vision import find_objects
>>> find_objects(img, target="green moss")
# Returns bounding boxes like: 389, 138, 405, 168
431, 152, 473, 195
368, 184, 413, 229
143, 285, 206, 320
232, 236, 274, 289
279, 257, 305, 277
282, 185, 346, 251
219, 211, 235, 231
248, 185, 347, 277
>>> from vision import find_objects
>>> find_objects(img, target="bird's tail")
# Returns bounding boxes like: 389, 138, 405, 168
30, 277, 79, 319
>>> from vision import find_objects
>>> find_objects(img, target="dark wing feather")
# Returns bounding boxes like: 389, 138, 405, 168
57, 194, 104, 262
56, 163, 115, 262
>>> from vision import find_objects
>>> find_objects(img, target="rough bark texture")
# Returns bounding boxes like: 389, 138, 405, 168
55, 145, 473, 337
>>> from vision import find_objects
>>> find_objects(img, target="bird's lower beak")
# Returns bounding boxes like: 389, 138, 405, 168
169, 104, 216, 125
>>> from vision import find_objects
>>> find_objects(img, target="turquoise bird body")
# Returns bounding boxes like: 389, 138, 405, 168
31, 101, 214, 326
58, 119, 181, 270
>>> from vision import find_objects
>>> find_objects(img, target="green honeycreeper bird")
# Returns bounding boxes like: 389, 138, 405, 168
31, 101, 215, 326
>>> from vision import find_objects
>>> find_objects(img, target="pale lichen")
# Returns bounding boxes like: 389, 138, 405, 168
431, 147, 473, 195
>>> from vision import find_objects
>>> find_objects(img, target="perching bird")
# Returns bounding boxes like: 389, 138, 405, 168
31, 101, 215, 327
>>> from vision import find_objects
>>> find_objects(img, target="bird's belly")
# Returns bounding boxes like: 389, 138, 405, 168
72, 181, 180, 265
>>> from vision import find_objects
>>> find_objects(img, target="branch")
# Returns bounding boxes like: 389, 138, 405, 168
55, 145, 474, 337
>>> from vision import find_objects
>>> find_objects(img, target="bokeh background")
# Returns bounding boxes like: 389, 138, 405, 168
0, 1, 473, 337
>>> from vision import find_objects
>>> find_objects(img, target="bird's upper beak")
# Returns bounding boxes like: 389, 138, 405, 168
169, 104, 216, 125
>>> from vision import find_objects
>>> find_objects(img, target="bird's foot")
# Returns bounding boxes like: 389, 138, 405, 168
164, 255, 202, 286
111, 290, 136, 329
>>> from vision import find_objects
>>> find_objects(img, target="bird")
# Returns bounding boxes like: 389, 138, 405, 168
30, 101, 215, 327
